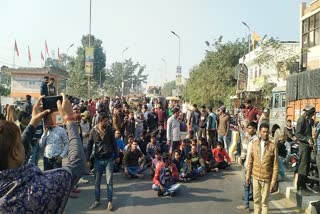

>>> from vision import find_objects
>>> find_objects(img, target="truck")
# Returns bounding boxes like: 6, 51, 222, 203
270, 69, 320, 140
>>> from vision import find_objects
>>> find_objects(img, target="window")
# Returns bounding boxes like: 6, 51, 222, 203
274, 94, 280, 108
281, 93, 286, 107
302, 12, 320, 48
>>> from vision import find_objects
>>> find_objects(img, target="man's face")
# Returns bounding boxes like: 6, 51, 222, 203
217, 145, 222, 150
129, 113, 134, 119
174, 152, 181, 160
247, 126, 256, 136
50, 80, 54, 84
244, 103, 251, 109
44, 78, 49, 84
155, 153, 161, 160
191, 145, 197, 153
132, 142, 138, 150
128, 137, 134, 144
115, 131, 121, 139
151, 136, 156, 143
286, 121, 292, 127
201, 107, 205, 112
259, 127, 269, 141
180, 143, 186, 150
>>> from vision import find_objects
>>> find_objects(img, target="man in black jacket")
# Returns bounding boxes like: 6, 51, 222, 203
40, 76, 49, 96
87, 112, 119, 210
296, 105, 316, 194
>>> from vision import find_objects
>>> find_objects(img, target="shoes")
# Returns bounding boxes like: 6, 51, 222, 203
107, 202, 113, 211
297, 188, 313, 195
72, 188, 81, 193
89, 201, 100, 209
236, 205, 250, 212
157, 190, 164, 197
69, 192, 78, 199
78, 178, 89, 184
169, 191, 176, 197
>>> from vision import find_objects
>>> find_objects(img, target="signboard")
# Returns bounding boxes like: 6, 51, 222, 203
176, 66, 182, 74
235, 63, 248, 91
176, 74, 182, 86
85, 47, 94, 75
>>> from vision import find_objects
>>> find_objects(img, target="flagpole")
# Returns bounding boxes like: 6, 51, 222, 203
13, 41, 15, 68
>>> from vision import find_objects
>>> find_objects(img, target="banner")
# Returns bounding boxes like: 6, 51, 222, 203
176, 74, 182, 86
85, 47, 94, 75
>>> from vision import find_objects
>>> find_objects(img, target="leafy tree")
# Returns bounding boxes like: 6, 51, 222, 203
104, 58, 148, 96
253, 38, 300, 78
161, 80, 176, 97
44, 54, 71, 70
184, 36, 247, 107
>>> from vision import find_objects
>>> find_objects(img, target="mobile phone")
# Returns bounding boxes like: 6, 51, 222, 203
42, 96, 63, 110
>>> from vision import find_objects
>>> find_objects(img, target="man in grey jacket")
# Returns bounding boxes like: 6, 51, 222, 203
167, 107, 181, 154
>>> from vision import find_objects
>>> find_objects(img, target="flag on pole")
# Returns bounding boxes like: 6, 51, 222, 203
14, 40, 19, 57
58, 48, 61, 61
41, 51, 44, 61
253, 31, 261, 49
45, 40, 49, 56
28, 46, 31, 62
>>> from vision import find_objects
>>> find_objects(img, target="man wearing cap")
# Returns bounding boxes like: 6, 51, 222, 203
217, 106, 230, 152
199, 104, 209, 139
152, 153, 180, 197
244, 99, 262, 123
295, 104, 316, 194
167, 107, 181, 154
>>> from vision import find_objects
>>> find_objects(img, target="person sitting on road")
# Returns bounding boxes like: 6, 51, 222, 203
151, 150, 163, 178
189, 144, 206, 176
123, 141, 146, 179
172, 150, 191, 182
212, 141, 231, 169
179, 139, 190, 160
146, 133, 161, 163
199, 143, 219, 172
123, 135, 140, 154
152, 153, 180, 197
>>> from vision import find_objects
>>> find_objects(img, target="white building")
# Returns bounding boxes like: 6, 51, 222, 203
239, 42, 300, 92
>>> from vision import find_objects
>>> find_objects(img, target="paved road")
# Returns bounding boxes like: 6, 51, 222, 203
64, 165, 302, 214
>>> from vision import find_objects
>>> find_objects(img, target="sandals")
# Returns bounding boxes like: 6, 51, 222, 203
107, 202, 113, 211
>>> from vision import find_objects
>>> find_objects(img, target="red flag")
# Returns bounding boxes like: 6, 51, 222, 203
28, 46, 31, 62
14, 40, 19, 57
58, 48, 61, 61
45, 40, 49, 56
41, 52, 44, 61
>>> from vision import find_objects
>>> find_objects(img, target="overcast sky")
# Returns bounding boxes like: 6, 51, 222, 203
0, 0, 311, 85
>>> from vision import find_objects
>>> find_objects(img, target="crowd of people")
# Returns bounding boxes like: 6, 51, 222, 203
0, 75, 319, 214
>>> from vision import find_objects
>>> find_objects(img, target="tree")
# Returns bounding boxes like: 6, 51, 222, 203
104, 58, 148, 96
44, 54, 71, 70
80, 35, 106, 83
184, 36, 247, 107
253, 38, 300, 78
161, 80, 176, 97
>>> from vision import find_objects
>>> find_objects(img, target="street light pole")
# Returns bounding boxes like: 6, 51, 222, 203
171, 31, 181, 96
87, 0, 92, 99
242, 21, 251, 60
121, 47, 129, 97
161, 58, 167, 82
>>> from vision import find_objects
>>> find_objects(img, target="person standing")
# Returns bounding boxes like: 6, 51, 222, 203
48, 77, 57, 96
198, 104, 208, 139
207, 106, 217, 149
22, 94, 32, 115
244, 99, 261, 123
295, 105, 316, 194
246, 123, 279, 214
87, 112, 119, 211
40, 76, 49, 96
166, 108, 181, 154
39, 125, 69, 171
188, 104, 201, 139
217, 106, 230, 153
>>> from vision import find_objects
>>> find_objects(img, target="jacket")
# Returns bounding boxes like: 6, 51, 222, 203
40, 82, 49, 96
153, 162, 179, 186
246, 139, 279, 184
0, 123, 85, 214
87, 125, 119, 160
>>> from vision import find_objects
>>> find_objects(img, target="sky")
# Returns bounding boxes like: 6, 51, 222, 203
0, 0, 312, 86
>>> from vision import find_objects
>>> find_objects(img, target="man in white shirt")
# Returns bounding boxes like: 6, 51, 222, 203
166, 108, 181, 154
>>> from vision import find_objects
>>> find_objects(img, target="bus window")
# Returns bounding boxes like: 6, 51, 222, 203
281, 93, 286, 108
274, 94, 280, 108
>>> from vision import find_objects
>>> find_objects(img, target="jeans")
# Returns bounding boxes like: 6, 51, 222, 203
43, 156, 62, 171
135, 125, 143, 140
94, 157, 114, 202
242, 167, 253, 208
127, 166, 146, 176
152, 183, 181, 193
28, 142, 39, 165
218, 135, 229, 153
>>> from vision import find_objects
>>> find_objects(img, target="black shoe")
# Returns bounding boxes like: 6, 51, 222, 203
169, 191, 176, 197
157, 190, 164, 197
249, 197, 253, 201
